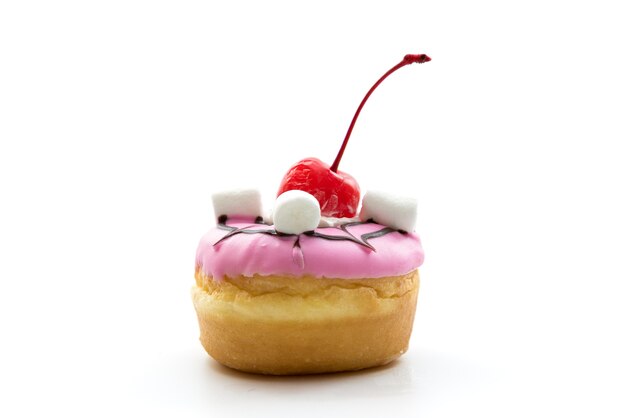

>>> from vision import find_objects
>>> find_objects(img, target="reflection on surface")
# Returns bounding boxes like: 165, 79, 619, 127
196, 347, 486, 408
205, 356, 412, 400
128, 346, 489, 416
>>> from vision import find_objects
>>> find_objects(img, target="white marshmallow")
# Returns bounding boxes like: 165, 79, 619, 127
359, 190, 417, 232
273, 190, 321, 234
263, 207, 274, 225
211, 188, 263, 220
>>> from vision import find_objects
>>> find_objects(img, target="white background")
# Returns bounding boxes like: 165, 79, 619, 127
1, 1, 625, 417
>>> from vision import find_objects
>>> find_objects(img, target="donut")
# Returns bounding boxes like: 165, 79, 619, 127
192, 216, 424, 375
192, 53, 429, 375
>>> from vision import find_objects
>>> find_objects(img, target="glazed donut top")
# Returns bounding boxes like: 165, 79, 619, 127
196, 217, 424, 280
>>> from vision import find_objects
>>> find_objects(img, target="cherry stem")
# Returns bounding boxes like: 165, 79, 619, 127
330, 54, 431, 173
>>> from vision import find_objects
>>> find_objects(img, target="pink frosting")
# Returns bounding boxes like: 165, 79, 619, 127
195, 219, 424, 280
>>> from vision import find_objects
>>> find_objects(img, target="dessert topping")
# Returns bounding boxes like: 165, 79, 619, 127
277, 53, 431, 218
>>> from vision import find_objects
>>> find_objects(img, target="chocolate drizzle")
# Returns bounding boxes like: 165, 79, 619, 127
361, 227, 396, 248
214, 217, 398, 252
214, 224, 280, 246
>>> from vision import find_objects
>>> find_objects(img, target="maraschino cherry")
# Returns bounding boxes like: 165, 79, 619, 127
278, 54, 431, 218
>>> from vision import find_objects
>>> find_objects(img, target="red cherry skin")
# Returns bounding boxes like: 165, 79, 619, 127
277, 158, 360, 218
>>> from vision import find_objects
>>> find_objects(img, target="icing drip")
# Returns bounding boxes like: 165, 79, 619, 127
291, 237, 305, 269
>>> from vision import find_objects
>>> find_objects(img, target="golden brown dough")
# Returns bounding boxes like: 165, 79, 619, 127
192, 269, 420, 375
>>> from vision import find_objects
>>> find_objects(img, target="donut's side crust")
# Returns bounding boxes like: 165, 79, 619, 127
192, 270, 420, 375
